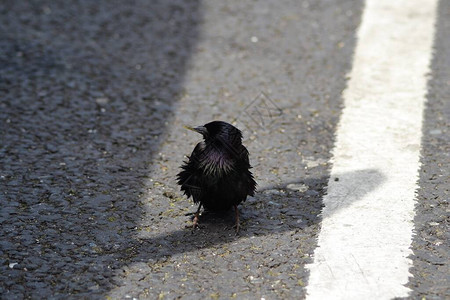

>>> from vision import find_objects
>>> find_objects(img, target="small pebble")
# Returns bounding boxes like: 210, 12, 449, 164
286, 183, 308, 193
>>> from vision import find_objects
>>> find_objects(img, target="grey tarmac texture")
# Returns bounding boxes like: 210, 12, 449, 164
1, 1, 202, 298
405, 0, 450, 298
0, 0, 448, 299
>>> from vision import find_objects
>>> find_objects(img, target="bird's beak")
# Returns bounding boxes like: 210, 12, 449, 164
183, 125, 208, 136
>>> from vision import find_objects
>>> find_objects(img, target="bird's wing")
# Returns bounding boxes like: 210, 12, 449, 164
238, 145, 251, 167
177, 142, 205, 202
238, 145, 257, 196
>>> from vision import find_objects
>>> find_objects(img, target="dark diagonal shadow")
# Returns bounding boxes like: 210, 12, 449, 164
0, 1, 201, 298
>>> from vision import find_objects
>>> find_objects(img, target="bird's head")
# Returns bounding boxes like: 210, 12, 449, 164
184, 121, 242, 145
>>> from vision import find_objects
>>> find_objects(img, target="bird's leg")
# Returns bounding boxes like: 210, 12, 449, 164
233, 205, 240, 234
192, 203, 202, 229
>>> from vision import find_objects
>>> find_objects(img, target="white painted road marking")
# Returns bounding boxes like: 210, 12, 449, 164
306, 0, 438, 299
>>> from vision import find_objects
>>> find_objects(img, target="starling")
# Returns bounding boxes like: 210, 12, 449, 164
177, 121, 256, 232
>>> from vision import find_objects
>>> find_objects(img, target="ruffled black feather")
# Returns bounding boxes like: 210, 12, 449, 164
177, 121, 256, 211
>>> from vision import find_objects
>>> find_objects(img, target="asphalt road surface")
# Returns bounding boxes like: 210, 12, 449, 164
0, 0, 448, 299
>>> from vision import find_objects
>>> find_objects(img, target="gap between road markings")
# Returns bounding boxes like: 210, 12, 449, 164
305, 0, 438, 299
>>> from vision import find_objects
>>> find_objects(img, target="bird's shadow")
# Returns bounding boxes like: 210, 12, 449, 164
128, 169, 385, 263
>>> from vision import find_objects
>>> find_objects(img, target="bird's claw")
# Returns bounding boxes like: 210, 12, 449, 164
185, 223, 202, 233
186, 213, 202, 233
232, 222, 240, 235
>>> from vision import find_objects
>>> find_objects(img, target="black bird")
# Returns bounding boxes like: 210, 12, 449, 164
177, 121, 256, 232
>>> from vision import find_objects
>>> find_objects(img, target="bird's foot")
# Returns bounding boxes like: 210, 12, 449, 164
185, 223, 203, 234
233, 205, 240, 235
184, 223, 199, 229
185, 212, 201, 233
232, 221, 240, 235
